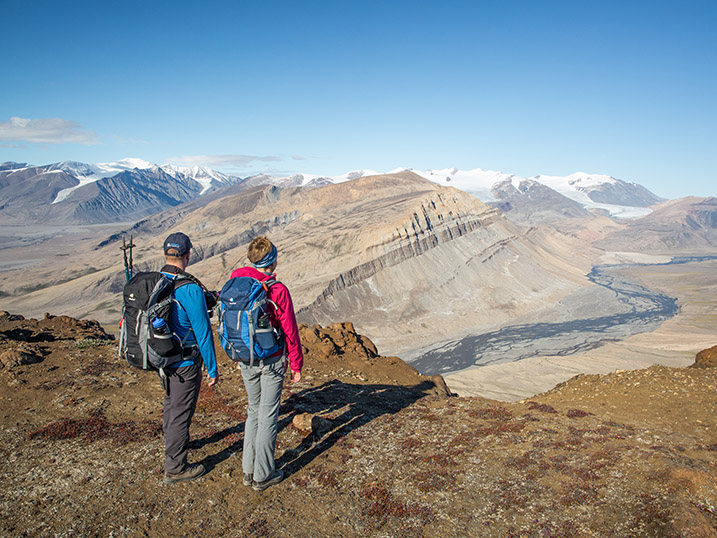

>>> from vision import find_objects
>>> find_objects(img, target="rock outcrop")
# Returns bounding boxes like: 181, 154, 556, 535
693, 344, 717, 368
0, 344, 43, 369
0, 311, 111, 342
295, 321, 450, 395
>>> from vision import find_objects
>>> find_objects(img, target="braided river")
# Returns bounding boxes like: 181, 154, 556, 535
410, 256, 717, 375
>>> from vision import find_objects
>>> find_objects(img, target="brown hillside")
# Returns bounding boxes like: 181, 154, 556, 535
597, 196, 717, 253
1, 312, 716, 537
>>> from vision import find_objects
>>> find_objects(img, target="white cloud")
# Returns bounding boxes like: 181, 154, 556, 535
0, 117, 101, 145
167, 154, 282, 170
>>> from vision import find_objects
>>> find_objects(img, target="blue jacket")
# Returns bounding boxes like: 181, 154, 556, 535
162, 272, 218, 378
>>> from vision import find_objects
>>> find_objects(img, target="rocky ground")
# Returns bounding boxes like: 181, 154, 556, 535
1, 312, 716, 537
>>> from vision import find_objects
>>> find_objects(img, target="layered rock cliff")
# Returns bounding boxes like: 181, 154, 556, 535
280, 176, 595, 356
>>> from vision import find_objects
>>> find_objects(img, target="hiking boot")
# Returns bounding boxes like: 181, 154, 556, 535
252, 469, 284, 491
163, 463, 206, 484
243, 473, 253, 487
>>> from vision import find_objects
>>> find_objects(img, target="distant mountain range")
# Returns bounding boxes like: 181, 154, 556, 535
594, 196, 717, 251
0, 158, 665, 225
290, 167, 666, 221
0, 159, 242, 225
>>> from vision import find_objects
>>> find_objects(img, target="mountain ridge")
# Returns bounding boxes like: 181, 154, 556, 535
0, 158, 666, 226
595, 196, 717, 252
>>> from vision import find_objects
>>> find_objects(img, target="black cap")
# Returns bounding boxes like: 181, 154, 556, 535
163, 232, 192, 256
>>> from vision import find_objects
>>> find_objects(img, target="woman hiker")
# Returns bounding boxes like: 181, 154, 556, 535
230, 236, 303, 491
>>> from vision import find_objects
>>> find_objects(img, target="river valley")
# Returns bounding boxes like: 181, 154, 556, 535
407, 256, 717, 376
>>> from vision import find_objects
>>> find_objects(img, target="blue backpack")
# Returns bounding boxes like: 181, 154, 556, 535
217, 276, 284, 365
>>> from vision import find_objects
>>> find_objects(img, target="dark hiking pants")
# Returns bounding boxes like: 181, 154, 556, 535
160, 362, 202, 474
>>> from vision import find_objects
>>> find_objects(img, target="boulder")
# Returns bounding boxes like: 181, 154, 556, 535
431, 374, 454, 397
292, 413, 334, 435
0, 345, 43, 369
0, 311, 25, 321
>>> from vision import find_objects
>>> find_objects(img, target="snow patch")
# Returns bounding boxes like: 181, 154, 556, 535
51, 158, 158, 204
161, 164, 233, 194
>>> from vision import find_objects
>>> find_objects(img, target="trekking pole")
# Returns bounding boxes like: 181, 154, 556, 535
128, 234, 134, 279
121, 237, 128, 282
120, 235, 136, 282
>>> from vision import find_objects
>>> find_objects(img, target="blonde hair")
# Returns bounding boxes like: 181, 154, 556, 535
247, 236, 274, 265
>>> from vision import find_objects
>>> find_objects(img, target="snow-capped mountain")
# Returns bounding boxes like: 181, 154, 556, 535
0, 158, 241, 225
414, 167, 511, 201
254, 169, 381, 188
254, 166, 664, 219
161, 164, 235, 194
50, 158, 160, 203
411, 168, 664, 219
489, 177, 593, 225
0, 158, 665, 226
532, 172, 664, 217
46, 159, 238, 203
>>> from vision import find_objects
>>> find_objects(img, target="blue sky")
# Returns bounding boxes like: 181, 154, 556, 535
1, 0, 715, 199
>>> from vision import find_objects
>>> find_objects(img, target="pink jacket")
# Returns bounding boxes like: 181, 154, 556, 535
229, 266, 303, 373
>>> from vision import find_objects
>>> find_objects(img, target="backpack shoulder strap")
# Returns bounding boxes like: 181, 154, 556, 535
261, 279, 283, 311
262, 278, 280, 291
161, 264, 210, 293
173, 278, 193, 291
147, 273, 174, 306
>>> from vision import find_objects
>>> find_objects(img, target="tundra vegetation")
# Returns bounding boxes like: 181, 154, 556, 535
0, 312, 715, 537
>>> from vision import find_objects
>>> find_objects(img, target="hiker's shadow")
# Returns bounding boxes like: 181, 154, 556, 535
275, 379, 434, 475
190, 421, 245, 473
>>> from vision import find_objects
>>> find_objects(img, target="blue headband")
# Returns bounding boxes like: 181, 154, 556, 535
253, 244, 277, 268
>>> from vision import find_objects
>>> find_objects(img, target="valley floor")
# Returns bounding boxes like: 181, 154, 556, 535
445, 258, 717, 400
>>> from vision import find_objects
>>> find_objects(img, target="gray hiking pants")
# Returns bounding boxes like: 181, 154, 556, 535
240, 355, 286, 483
161, 362, 202, 474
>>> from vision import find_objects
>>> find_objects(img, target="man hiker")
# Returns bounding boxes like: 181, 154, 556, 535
159, 232, 219, 484
230, 236, 303, 491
